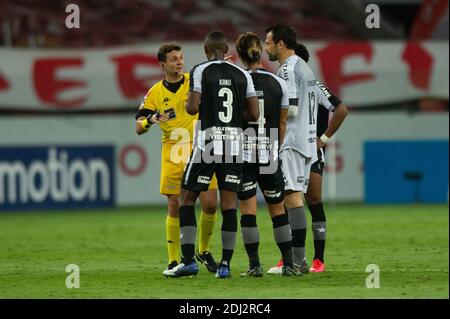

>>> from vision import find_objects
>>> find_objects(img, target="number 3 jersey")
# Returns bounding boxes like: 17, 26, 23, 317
277, 55, 334, 162
190, 60, 256, 156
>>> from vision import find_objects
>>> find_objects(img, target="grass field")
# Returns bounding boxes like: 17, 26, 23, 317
0, 204, 448, 299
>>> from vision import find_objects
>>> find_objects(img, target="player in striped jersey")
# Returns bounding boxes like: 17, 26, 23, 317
174, 31, 259, 279
235, 32, 300, 277
264, 23, 319, 274
294, 43, 348, 273
265, 27, 348, 274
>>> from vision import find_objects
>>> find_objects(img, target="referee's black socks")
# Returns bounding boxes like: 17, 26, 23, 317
308, 202, 327, 263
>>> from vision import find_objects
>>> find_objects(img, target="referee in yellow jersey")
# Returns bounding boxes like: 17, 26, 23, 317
135, 43, 219, 277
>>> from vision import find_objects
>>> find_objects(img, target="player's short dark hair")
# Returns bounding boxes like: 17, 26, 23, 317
265, 23, 297, 50
157, 43, 182, 62
294, 42, 309, 62
204, 31, 228, 53
235, 32, 262, 65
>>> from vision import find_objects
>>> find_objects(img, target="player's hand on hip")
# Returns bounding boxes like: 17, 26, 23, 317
316, 137, 326, 150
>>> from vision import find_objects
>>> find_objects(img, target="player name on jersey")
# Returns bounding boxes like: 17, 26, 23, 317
219, 79, 232, 86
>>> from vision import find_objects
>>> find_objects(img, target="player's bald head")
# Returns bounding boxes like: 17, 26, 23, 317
204, 31, 228, 56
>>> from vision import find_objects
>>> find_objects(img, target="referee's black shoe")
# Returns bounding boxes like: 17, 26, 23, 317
195, 250, 218, 273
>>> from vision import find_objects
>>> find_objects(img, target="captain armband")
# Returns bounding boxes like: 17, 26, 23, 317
136, 109, 156, 131
287, 98, 299, 118
135, 108, 155, 120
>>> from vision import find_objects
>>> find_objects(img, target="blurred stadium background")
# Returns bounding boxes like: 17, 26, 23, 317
0, 0, 448, 299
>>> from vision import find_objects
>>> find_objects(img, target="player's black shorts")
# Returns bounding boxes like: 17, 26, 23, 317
238, 160, 285, 204
182, 146, 243, 193
311, 148, 325, 176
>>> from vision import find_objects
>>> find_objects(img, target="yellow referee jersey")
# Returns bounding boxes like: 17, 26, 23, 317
141, 73, 195, 144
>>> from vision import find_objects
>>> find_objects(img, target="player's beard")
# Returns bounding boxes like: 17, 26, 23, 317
267, 52, 278, 61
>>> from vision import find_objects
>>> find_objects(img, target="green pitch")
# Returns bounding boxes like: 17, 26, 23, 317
0, 204, 448, 298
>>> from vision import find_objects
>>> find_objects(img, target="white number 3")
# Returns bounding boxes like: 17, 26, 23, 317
218, 87, 233, 123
